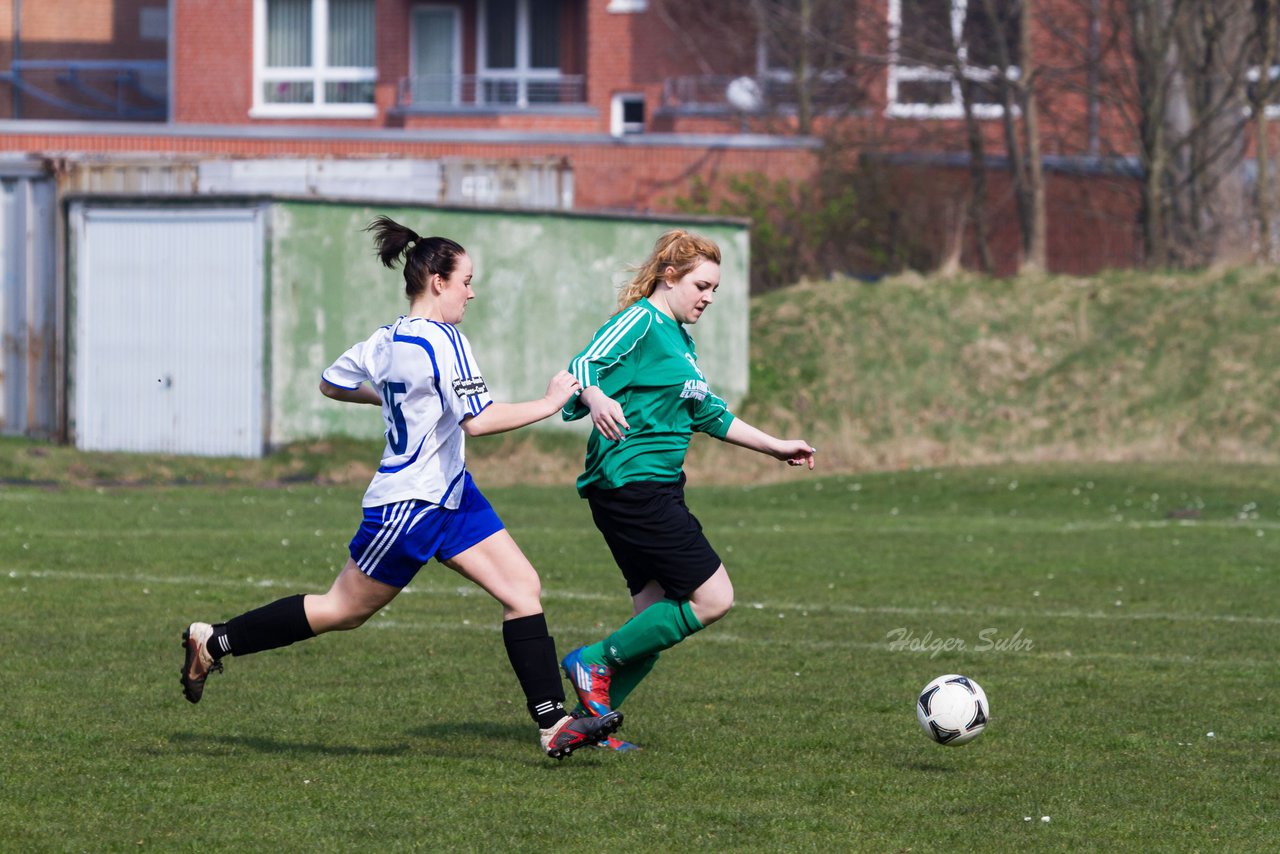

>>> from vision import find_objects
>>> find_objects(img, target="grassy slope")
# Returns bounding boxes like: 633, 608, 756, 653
697, 265, 1280, 480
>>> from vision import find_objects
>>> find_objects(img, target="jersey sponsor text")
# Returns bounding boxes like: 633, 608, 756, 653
453, 376, 489, 398
679, 379, 709, 401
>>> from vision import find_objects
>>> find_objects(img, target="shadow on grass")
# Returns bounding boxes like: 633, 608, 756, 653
905, 761, 959, 773
409, 721, 620, 768
407, 721, 530, 743
165, 731, 411, 756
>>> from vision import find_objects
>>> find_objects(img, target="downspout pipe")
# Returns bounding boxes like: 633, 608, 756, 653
11, 0, 21, 118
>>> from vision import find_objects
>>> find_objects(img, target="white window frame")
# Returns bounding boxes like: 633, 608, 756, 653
611, 92, 645, 136
411, 5, 463, 105
886, 0, 1017, 120
251, 0, 378, 119
1247, 65, 1280, 118
478, 0, 563, 108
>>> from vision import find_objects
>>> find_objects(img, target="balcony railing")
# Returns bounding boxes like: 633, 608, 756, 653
397, 74, 585, 110
661, 73, 856, 115
0, 60, 167, 120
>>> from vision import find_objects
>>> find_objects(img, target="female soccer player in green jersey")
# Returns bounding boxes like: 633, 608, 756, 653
560, 229, 816, 750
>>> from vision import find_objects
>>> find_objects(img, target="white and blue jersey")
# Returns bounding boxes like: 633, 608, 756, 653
322, 315, 493, 510
323, 316, 502, 587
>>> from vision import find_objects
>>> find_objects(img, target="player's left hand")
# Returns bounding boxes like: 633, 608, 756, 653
779, 440, 816, 470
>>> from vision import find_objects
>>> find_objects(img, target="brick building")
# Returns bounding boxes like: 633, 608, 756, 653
0, 0, 1197, 275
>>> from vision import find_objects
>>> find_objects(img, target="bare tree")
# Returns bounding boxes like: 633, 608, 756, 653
888, 0, 1046, 273
980, 0, 1048, 273
1124, 0, 1253, 267
957, 70, 997, 273
1173, 1, 1252, 263
1248, 0, 1280, 261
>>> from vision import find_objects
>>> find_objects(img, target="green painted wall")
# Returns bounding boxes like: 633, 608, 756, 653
267, 201, 749, 444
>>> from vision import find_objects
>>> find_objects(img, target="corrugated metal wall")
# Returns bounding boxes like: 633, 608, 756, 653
0, 168, 58, 438
70, 204, 266, 457
55, 156, 572, 209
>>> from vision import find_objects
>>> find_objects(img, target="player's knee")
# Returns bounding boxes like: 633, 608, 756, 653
334, 609, 374, 630
497, 573, 543, 617
704, 595, 733, 624
692, 587, 733, 626
508, 586, 543, 616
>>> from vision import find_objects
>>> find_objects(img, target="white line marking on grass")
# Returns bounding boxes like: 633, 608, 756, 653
7, 567, 1279, 626
364, 617, 1275, 669
746, 600, 1280, 626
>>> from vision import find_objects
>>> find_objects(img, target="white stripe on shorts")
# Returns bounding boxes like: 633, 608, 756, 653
358, 500, 413, 574
358, 501, 441, 576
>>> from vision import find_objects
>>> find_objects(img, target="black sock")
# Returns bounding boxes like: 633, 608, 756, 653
222, 594, 316, 658
502, 613, 566, 729
208, 623, 231, 660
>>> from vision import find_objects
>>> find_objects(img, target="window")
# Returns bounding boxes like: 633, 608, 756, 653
1247, 65, 1280, 117
611, 93, 645, 135
479, 0, 565, 105
253, 0, 376, 117
411, 6, 463, 105
887, 0, 1021, 119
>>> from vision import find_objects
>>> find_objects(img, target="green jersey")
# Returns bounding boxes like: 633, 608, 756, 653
563, 297, 736, 494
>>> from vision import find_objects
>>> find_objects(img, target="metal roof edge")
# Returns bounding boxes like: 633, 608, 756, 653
58, 192, 753, 228
0, 119, 822, 150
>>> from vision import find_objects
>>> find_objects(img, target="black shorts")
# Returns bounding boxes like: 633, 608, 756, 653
585, 473, 722, 601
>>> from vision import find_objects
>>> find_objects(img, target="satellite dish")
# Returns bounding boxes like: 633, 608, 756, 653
725, 76, 763, 113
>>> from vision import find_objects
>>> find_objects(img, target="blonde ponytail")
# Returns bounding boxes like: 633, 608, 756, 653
617, 230, 722, 313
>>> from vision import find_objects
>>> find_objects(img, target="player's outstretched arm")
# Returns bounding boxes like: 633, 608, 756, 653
320, 379, 382, 406
462, 370, 582, 437
722, 418, 816, 469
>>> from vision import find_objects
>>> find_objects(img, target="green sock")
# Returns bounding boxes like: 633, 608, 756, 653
586, 599, 703, 668
609, 653, 659, 708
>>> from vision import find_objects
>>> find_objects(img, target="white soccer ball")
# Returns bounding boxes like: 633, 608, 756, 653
916, 674, 990, 745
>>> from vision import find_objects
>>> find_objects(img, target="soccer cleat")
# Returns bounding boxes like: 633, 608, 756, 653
180, 622, 223, 704
561, 646, 614, 718
540, 710, 623, 759
571, 702, 640, 751
592, 735, 642, 752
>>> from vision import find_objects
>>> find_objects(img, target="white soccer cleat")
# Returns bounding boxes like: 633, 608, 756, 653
180, 621, 223, 704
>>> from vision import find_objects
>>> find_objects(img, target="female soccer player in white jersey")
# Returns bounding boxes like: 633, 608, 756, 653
179, 216, 621, 759
559, 230, 815, 750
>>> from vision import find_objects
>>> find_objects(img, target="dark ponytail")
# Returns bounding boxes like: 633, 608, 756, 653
365, 215, 467, 300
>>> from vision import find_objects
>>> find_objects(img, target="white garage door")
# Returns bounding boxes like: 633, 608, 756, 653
73, 206, 264, 457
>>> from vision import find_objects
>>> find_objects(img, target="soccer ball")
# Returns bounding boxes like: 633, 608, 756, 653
916, 674, 989, 745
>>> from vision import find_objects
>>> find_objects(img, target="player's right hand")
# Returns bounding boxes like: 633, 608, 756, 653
581, 386, 629, 442
544, 370, 582, 409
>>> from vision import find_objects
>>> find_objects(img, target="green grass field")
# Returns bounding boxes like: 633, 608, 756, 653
2, 461, 1276, 851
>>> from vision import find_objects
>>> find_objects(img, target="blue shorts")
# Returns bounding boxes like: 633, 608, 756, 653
348, 472, 504, 588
